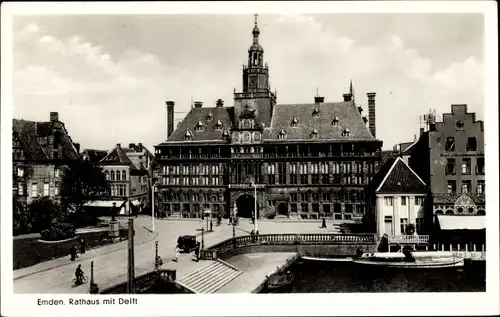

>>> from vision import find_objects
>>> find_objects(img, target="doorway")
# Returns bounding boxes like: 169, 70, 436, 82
276, 202, 288, 216
236, 194, 259, 218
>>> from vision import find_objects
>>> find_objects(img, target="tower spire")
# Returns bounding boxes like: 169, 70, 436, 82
349, 79, 355, 101
254, 13, 258, 25
252, 13, 260, 44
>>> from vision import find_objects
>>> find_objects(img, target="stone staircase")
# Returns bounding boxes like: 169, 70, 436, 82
175, 260, 242, 294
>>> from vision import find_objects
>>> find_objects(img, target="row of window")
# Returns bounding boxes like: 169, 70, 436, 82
164, 203, 222, 214
289, 191, 364, 202
289, 203, 364, 215
22, 182, 58, 197
447, 180, 485, 194
162, 192, 225, 203
106, 170, 127, 181
110, 184, 128, 197
384, 217, 425, 235
16, 167, 60, 179
445, 136, 479, 152
384, 196, 425, 206
445, 157, 484, 175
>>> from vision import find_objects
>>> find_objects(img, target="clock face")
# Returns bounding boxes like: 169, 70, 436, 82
243, 132, 251, 142
456, 120, 464, 130
233, 133, 240, 142
243, 120, 251, 128
253, 132, 261, 141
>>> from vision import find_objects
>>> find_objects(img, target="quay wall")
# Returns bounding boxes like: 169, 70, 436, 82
219, 243, 376, 261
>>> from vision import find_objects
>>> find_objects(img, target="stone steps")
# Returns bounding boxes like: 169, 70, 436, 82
176, 260, 242, 294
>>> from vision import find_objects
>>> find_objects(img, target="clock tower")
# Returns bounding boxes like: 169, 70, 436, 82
233, 14, 277, 130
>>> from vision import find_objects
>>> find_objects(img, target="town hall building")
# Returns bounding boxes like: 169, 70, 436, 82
154, 16, 383, 221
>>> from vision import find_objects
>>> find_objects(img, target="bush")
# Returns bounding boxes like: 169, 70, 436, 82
40, 222, 76, 241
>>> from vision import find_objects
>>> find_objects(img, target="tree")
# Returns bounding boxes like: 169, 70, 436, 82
13, 197, 31, 235
27, 197, 62, 232
60, 160, 109, 227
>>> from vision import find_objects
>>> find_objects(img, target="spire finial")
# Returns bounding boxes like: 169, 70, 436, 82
316, 87, 319, 97
349, 80, 355, 101
254, 13, 258, 25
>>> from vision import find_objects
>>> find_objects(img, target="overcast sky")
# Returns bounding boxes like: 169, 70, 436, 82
12, 13, 484, 151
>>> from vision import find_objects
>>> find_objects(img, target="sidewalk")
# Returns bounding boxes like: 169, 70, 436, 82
13, 225, 158, 280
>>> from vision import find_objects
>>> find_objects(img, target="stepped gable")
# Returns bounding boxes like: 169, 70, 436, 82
369, 157, 427, 194
263, 101, 375, 140
12, 118, 80, 161
167, 106, 234, 142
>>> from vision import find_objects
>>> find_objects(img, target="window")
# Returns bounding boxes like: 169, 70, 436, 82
345, 204, 353, 213
54, 183, 59, 196
476, 158, 485, 174
461, 159, 471, 174
290, 117, 298, 127
290, 204, 297, 213
447, 181, 456, 194
477, 180, 485, 194
17, 167, 24, 177
122, 170, 126, 181
356, 204, 364, 214
467, 137, 477, 152
384, 197, 393, 206
415, 197, 425, 205
310, 130, 319, 139
401, 196, 407, 206
446, 159, 455, 175
416, 218, 424, 235
116, 170, 121, 181
461, 180, 471, 193
445, 137, 455, 151
334, 213, 343, 220
43, 183, 49, 196
18, 183, 23, 196
54, 168, 60, 178
31, 184, 38, 197
301, 203, 309, 213
400, 218, 408, 234
323, 204, 331, 216
312, 203, 320, 213
110, 170, 115, 180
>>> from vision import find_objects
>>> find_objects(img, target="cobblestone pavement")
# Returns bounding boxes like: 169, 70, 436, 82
13, 216, 333, 294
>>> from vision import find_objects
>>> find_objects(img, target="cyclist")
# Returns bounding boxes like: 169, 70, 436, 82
75, 264, 84, 283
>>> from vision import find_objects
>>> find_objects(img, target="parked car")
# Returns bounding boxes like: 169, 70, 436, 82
177, 235, 198, 253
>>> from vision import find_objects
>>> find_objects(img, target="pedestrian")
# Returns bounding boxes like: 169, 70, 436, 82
228, 216, 232, 226
173, 244, 180, 262
210, 220, 213, 232
194, 242, 200, 262
80, 239, 86, 254
70, 245, 77, 261
321, 217, 327, 229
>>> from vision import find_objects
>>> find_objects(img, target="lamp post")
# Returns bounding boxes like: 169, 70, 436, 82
111, 202, 116, 221
232, 202, 237, 248
127, 218, 135, 294
201, 227, 205, 250
89, 261, 99, 294
251, 181, 258, 234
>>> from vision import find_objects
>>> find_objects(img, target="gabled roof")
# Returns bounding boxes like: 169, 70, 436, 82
370, 157, 427, 194
99, 145, 133, 167
263, 101, 375, 141
12, 118, 80, 161
82, 149, 108, 164
165, 106, 234, 143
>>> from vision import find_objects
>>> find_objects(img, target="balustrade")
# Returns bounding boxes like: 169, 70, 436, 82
389, 235, 429, 245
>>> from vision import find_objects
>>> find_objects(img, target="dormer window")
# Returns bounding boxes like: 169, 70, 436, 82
214, 120, 223, 130
310, 129, 319, 138
290, 117, 299, 127
342, 128, 351, 137
312, 107, 320, 117
221, 129, 230, 139
207, 112, 213, 120
332, 116, 339, 126
184, 130, 193, 141
278, 128, 287, 139
195, 121, 204, 131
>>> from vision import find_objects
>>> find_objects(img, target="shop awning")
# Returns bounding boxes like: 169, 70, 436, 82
437, 215, 486, 230
85, 200, 124, 208
130, 200, 141, 206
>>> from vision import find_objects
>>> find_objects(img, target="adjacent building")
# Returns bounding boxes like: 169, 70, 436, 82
81, 149, 108, 165
366, 156, 428, 239
154, 17, 383, 221
93, 143, 155, 215
12, 112, 81, 206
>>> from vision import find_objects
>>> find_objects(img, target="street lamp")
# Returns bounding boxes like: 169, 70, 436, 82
151, 182, 159, 232
250, 180, 258, 234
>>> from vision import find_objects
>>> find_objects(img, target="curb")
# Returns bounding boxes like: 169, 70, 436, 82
14, 230, 160, 281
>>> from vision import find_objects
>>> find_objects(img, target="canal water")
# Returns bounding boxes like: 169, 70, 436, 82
277, 260, 486, 293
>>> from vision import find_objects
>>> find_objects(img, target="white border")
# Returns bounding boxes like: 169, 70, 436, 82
1, 2, 498, 317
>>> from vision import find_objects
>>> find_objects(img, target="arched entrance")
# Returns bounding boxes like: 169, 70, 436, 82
236, 194, 259, 218
276, 202, 288, 216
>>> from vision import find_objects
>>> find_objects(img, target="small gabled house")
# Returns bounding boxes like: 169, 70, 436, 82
366, 156, 429, 239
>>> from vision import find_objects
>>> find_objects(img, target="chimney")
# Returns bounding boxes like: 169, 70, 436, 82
117, 143, 121, 148
138, 143, 143, 152
50, 112, 59, 122
420, 127, 424, 136
367, 92, 376, 138
216, 99, 224, 107
343, 94, 352, 102
166, 101, 175, 139
314, 96, 325, 104
74, 143, 80, 153
129, 143, 135, 149
194, 101, 203, 108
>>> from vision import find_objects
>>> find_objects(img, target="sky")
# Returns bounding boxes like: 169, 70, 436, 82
12, 13, 484, 151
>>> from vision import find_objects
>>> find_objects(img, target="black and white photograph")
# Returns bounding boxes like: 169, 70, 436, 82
1, 1, 498, 317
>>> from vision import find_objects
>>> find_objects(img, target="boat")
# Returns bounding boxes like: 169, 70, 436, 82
266, 271, 295, 292
301, 255, 353, 262
353, 251, 465, 268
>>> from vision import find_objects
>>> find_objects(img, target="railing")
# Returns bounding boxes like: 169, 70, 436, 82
228, 183, 266, 189
200, 233, 376, 260
389, 235, 429, 245
99, 269, 176, 294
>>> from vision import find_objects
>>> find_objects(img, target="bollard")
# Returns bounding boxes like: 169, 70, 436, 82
457, 244, 460, 251
425, 245, 428, 251
449, 244, 452, 251
482, 244, 485, 252
433, 244, 436, 251
441, 245, 444, 251
465, 244, 468, 252
473, 244, 476, 252
89, 261, 99, 294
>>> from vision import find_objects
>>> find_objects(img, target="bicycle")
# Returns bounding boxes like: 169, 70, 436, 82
72, 275, 88, 285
